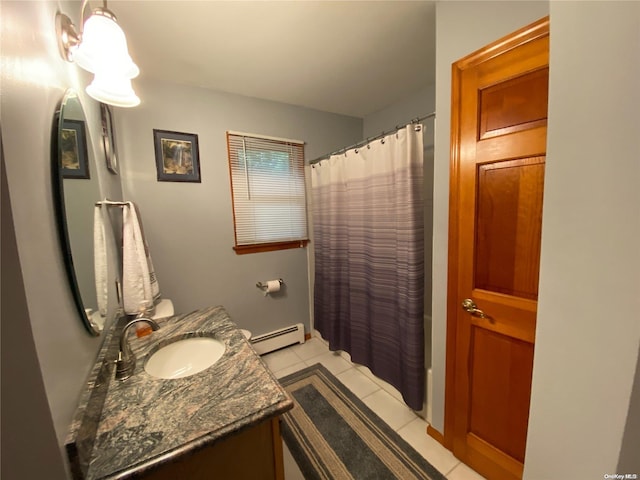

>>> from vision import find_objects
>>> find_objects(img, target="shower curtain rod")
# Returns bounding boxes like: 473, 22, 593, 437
309, 112, 435, 165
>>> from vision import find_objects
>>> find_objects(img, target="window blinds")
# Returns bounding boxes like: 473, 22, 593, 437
227, 132, 308, 246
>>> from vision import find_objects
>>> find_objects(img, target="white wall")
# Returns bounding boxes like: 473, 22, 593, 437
363, 84, 435, 140
432, 0, 549, 433
2, 147, 68, 480
115, 79, 362, 337
1, 0, 124, 477
525, 2, 640, 477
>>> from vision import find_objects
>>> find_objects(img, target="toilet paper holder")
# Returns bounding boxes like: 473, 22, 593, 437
256, 278, 284, 291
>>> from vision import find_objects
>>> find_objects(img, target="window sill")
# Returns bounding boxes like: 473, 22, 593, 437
233, 240, 309, 255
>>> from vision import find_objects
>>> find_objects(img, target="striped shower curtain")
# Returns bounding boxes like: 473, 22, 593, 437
311, 125, 425, 410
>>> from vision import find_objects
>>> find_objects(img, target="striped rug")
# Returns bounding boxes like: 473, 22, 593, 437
279, 364, 445, 480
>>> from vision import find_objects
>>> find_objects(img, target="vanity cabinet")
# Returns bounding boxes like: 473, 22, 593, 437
65, 307, 292, 480
138, 417, 284, 480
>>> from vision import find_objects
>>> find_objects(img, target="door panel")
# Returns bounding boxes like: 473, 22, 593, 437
469, 327, 534, 462
475, 157, 545, 299
479, 68, 549, 140
446, 17, 549, 480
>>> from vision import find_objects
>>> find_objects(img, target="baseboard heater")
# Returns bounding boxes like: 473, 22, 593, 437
250, 323, 305, 355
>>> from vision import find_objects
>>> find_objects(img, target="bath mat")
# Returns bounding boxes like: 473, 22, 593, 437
279, 364, 446, 480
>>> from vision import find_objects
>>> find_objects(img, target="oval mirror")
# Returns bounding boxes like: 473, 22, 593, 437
52, 89, 103, 335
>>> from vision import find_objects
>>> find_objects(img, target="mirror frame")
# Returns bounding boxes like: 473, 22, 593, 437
51, 89, 100, 336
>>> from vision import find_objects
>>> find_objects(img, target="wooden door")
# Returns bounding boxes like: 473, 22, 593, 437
445, 18, 549, 480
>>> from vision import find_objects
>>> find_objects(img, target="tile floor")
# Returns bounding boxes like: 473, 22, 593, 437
262, 335, 486, 480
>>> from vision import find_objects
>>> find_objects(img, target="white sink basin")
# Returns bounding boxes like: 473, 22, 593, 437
145, 336, 225, 379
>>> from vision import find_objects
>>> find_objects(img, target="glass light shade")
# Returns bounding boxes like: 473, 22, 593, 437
86, 72, 140, 108
74, 11, 139, 78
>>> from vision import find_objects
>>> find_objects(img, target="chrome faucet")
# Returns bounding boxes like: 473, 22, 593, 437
115, 317, 160, 380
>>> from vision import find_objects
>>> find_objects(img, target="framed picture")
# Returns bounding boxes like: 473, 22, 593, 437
61, 119, 90, 179
153, 129, 201, 182
100, 103, 119, 175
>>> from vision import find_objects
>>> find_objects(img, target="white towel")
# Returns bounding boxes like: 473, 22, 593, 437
122, 202, 161, 315
93, 205, 108, 317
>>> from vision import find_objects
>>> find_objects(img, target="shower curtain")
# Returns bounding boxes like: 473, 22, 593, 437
311, 125, 425, 410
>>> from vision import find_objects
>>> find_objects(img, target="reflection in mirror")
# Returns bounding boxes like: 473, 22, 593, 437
53, 89, 103, 335
101, 103, 119, 175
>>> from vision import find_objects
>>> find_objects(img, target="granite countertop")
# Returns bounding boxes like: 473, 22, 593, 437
65, 306, 293, 480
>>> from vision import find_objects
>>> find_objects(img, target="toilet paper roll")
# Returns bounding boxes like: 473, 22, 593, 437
266, 280, 281, 293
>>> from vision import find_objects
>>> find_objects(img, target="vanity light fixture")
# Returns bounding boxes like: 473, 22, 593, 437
56, 1, 140, 107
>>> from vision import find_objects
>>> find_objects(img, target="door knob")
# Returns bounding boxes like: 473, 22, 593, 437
461, 298, 487, 318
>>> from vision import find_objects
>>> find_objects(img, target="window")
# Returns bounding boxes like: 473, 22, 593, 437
226, 131, 308, 254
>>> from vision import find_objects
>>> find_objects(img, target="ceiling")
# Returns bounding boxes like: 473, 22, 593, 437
110, 1, 436, 118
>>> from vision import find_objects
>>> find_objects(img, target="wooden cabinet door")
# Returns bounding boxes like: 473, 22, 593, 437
140, 417, 284, 480
446, 17, 549, 480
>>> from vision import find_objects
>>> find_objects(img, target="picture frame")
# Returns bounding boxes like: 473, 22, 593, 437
153, 129, 201, 182
100, 103, 119, 175
60, 119, 90, 179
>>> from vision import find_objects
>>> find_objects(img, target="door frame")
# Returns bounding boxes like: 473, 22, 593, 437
442, 16, 550, 452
